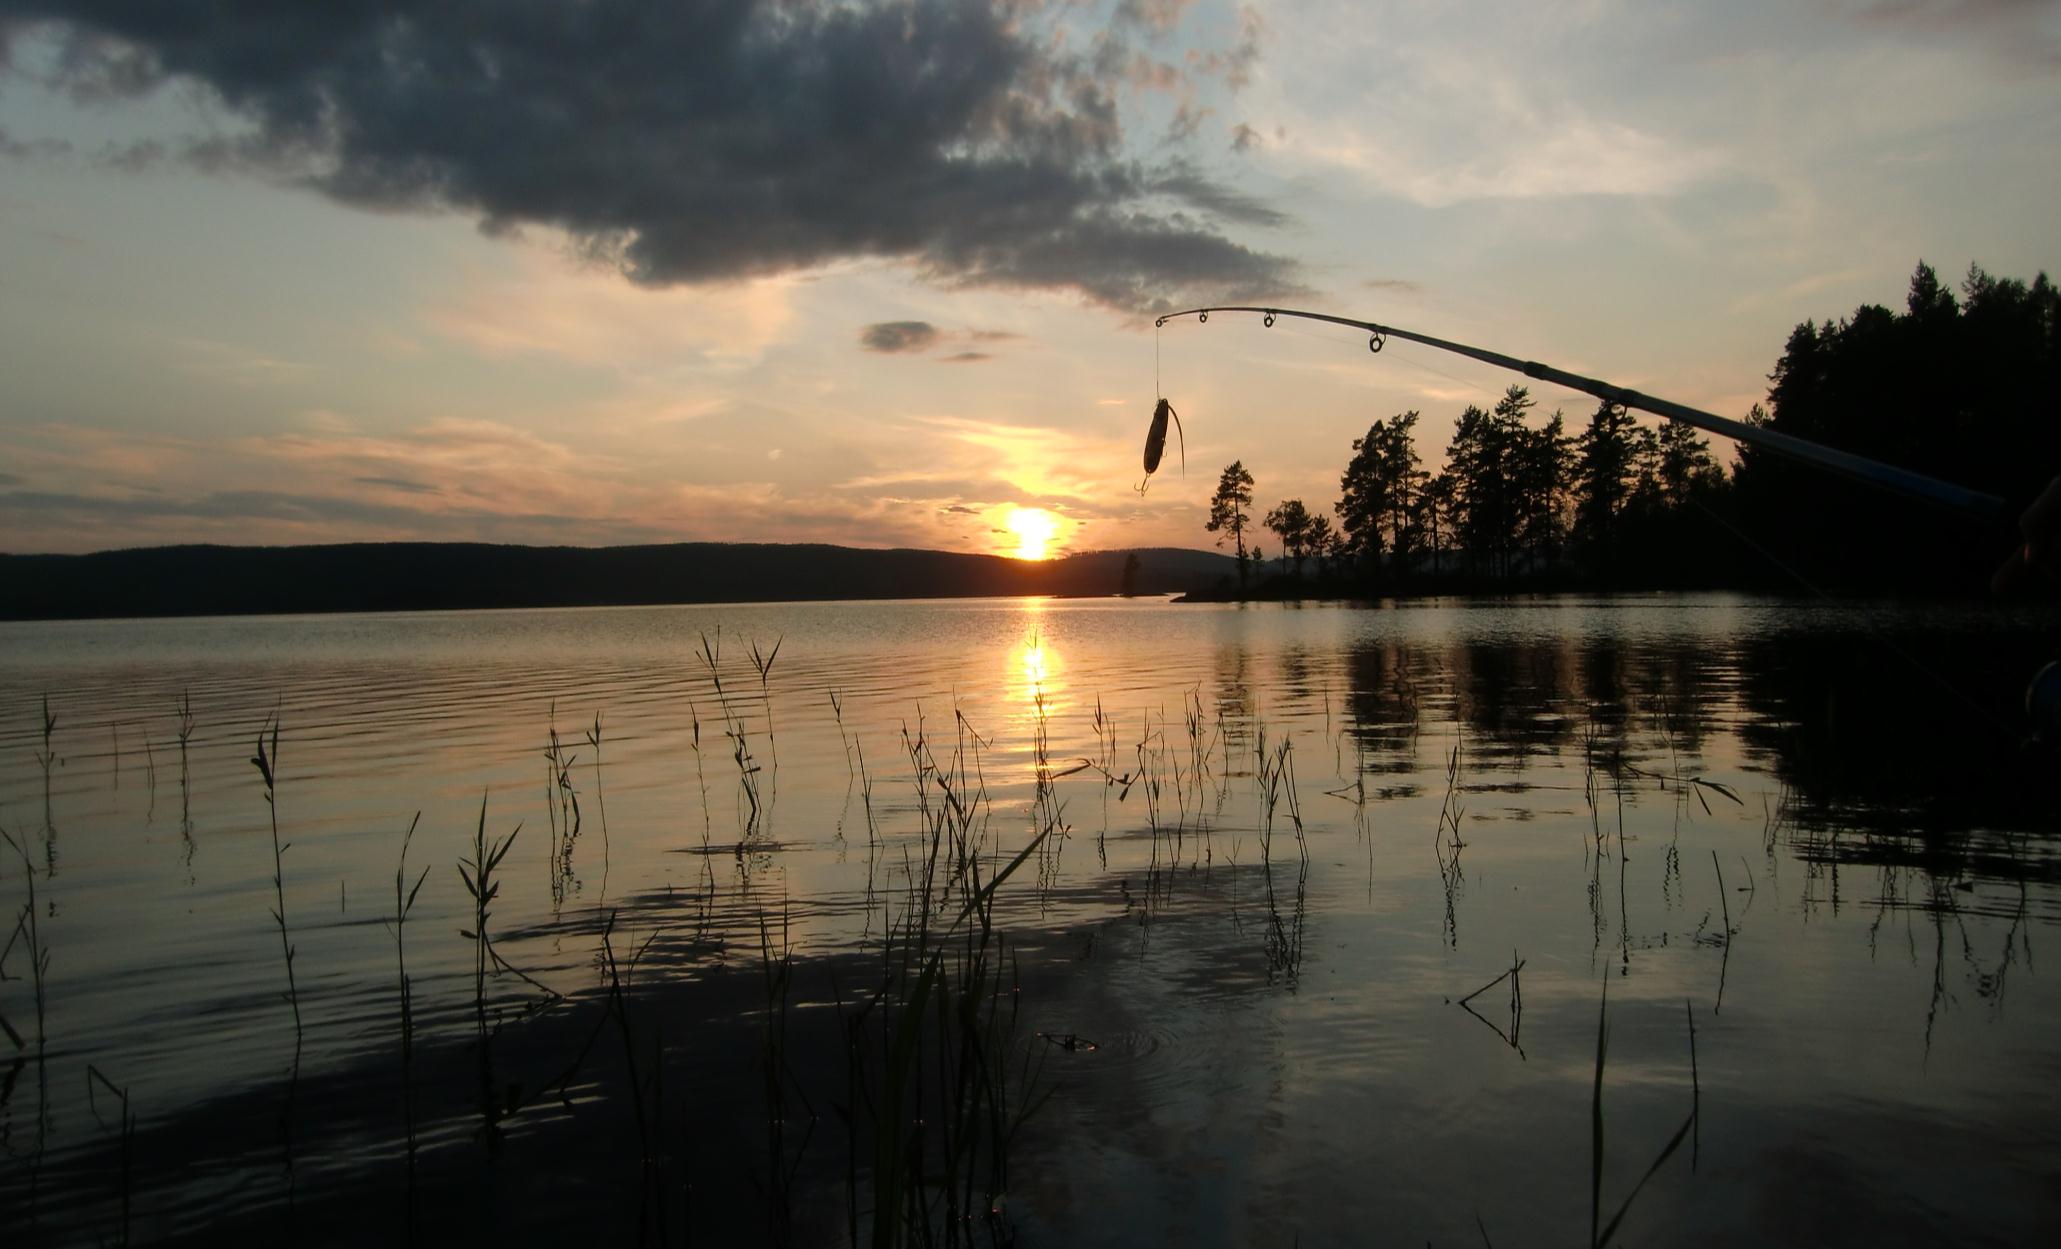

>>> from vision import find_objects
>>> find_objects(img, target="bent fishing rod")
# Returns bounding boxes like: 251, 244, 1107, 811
1151, 305, 2009, 522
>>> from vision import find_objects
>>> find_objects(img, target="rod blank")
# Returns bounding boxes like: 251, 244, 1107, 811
1156, 305, 2007, 522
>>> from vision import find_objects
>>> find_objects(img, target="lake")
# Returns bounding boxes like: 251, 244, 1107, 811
1, 594, 2057, 1247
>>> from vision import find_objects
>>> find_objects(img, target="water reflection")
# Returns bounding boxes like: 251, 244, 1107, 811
0, 596, 2056, 1246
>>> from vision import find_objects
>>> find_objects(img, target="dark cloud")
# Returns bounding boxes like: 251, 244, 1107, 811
0, 487, 464, 528
1114, 0, 1196, 36
937, 351, 992, 363
1229, 122, 1262, 153
7, 1, 1299, 313
353, 475, 440, 494
0, 487, 660, 548
968, 329, 1020, 342
939, 503, 980, 515
861, 321, 941, 354
1362, 277, 1423, 294
0, 125, 72, 159
1150, 167, 1286, 226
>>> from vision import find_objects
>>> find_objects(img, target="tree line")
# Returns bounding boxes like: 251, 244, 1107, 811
1201, 260, 2059, 595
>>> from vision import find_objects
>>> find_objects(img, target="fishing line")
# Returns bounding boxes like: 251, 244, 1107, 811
1148, 303, 2025, 743
1683, 492, 2019, 744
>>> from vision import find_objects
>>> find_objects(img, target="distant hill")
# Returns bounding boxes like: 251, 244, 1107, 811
0, 542, 1242, 621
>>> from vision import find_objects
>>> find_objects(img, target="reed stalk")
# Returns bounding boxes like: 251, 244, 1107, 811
388, 812, 428, 1230
251, 718, 301, 1045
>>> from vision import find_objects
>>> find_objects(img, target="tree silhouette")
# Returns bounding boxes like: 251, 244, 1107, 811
1573, 401, 1639, 578
1206, 460, 1257, 584
1264, 498, 1317, 576
1736, 259, 2060, 590
1338, 411, 1426, 572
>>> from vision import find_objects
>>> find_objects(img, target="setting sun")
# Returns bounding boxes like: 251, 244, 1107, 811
1005, 507, 1060, 560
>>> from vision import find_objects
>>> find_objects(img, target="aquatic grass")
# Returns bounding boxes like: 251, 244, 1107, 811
757, 905, 816, 1240
1253, 731, 1309, 984
84, 1063, 135, 1247
1710, 851, 1735, 1012
830, 688, 856, 779
598, 912, 670, 1244
844, 711, 1057, 1247
1589, 978, 1699, 1249
583, 711, 610, 892
1, 824, 50, 1228
1455, 952, 1525, 1058
250, 714, 303, 1223
749, 634, 783, 766
387, 812, 428, 1226
251, 717, 301, 1045
457, 792, 526, 1152
142, 730, 156, 817
1435, 739, 1466, 948
35, 694, 56, 787
698, 631, 764, 828
175, 689, 195, 825
542, 704, 582, 907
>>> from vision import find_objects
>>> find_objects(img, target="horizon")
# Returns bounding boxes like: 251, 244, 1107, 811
3, 535, 1238, 560
2, 2, 2056, 557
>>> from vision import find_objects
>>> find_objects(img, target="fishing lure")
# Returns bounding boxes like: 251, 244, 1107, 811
1138, 397, 1184, 494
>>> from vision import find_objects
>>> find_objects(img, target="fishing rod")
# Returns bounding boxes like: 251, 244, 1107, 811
1151, 305, 2009, 522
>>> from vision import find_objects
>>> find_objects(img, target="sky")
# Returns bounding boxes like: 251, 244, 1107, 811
1, 0, 2056, 558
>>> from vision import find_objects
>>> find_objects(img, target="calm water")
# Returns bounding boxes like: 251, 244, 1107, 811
1, 594, 2057, 1246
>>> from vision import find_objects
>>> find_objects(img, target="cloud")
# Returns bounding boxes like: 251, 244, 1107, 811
938, 351, 993, 363
12, 0, 1299, 313
1149, 167, 1289, 226
860, 321, 942, 354
0, 125, 72, 160
1114, 0, 1198, 36
353, 475, 440, 494
1362, 277, 1423, 294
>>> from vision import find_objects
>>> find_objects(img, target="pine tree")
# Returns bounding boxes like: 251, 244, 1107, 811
1205, 461, 1257, 585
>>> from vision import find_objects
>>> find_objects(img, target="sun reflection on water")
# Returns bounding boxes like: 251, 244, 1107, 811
1007, 621, 1066, 722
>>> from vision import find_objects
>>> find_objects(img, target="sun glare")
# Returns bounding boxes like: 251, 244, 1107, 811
1006, 507, 1060, 560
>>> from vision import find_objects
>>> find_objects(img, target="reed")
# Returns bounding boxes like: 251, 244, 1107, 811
844, 711, 1056, 1248
387, 812, 428, 1227
85, 1063, 135, 1247
1455, 952, 1525, 1057
542, 704, 582, 906
1589, 978, 1698, 1248
584, 712, 609, 887
1, 824, 50, 1226
34, 694, 56, 781
36, 696, 56, 865
176, 689, 195, 824
457, 792, 521, 1150
749, 634, 783, 766
698, 631, 764, 828
830, 688, 856, 778
757, 905, 815, 1241
251, 717, 301, 1045
599, 912, 669, 1244
1434, 739, 1465, 947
